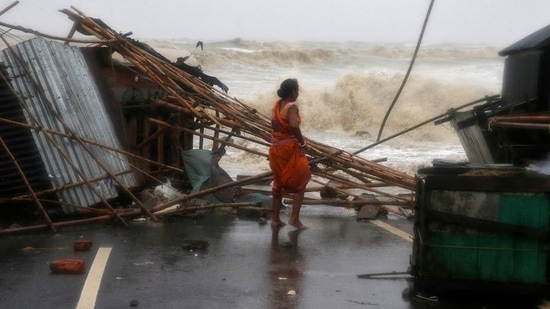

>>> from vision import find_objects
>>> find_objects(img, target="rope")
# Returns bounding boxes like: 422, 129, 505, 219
376, 0, 436, 142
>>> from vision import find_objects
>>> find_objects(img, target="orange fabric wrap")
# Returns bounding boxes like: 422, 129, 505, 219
269, 142, 311, 193
271, 100, 301, 142
269, 100, 310, 193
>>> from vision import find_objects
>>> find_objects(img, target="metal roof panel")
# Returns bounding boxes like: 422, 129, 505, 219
499, 24, 550, 56
1, 37, 139, 212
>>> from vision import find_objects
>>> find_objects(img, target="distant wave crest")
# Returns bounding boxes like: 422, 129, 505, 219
144, 38, 502, 141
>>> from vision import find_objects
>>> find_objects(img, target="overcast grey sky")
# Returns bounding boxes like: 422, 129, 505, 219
1, 0, 548, 45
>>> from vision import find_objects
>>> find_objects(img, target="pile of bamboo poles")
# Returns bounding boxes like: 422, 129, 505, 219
60, 7, 415, 191
0, 6, 421, 233
58, 8, 416, 207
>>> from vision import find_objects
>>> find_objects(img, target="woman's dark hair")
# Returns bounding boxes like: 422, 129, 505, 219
277, 78, 299, 99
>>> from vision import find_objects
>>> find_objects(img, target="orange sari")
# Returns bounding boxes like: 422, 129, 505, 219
269, 100, 311, 193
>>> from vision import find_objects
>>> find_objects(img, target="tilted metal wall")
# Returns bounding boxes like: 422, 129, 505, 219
0, 37, 139, 213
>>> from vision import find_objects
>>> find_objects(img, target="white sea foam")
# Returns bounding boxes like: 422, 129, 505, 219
220, 47, 257, 53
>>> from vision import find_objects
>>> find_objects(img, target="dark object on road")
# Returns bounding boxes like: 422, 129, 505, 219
182, 239, 209, 250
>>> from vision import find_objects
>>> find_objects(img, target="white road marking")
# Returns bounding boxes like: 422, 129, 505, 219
76, 247, 112, 309
370, 220, 413, 243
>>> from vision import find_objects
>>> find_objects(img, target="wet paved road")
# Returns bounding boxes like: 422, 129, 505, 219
0, 206, 545, 308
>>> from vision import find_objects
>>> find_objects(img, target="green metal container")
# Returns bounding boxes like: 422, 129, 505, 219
411, 165, 550, 294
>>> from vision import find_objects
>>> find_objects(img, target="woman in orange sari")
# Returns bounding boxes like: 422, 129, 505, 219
269, 78, 311, 229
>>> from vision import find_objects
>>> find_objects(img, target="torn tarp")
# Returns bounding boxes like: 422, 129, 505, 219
181, 148, 271, 207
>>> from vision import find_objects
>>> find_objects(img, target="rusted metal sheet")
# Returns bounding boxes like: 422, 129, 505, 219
0, 37, 139, 213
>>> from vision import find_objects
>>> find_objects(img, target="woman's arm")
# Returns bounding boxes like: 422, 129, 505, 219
288, 105, 306, 146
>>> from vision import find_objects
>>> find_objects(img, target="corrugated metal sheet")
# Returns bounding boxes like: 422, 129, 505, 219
499, 24, 550, 56
1, 37, 139, 213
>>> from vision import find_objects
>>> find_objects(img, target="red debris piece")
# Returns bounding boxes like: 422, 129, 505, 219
49, 259, 86, 274
73, 239, 93, 251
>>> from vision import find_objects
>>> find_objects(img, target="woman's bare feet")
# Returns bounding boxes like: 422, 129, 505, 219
271, 220, 286, 228
288, 219, 307, 229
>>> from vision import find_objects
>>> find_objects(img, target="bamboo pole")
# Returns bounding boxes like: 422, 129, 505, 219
156, 202, 264, 216
489, 115, 550, 123
285, 198, 411, 207
136, 126, 169, 149
0, 19, 112, 44
0, 1, 18, 16
488, 121, 550, 130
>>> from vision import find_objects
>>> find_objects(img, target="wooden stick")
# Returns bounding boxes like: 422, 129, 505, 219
489, 115, 550, 123
136, 126, 169, 149
0, 19, 112, 44
156, 202, 264, 216
488, 121, 550, 130
284, 198, 411, 207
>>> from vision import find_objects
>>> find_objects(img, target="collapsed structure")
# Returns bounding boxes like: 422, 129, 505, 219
0, 7, 418, 234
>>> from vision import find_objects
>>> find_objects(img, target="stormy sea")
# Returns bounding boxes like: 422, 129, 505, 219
146, 38, 505, 177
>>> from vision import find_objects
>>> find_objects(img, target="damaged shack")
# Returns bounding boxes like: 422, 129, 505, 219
0, 7, 417, 233
412, 23, 550, 295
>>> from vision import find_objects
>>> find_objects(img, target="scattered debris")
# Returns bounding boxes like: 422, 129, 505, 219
73, 239, 93, 251
258, 217, 267, 225
356, 205, 379, 220
49, 258, 86, 274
